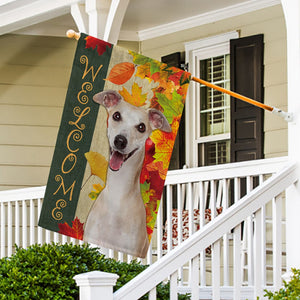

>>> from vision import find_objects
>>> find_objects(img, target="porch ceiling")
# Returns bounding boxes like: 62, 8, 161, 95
0, 0, 281, 41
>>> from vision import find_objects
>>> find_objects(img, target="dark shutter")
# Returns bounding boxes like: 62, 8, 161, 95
230, 34, 264, 162
161, 52, 185, 169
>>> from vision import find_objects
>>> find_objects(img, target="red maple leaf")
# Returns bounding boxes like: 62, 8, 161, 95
140, 138, 155, 183
58, 217, 84, 240
147, 226, 153, 236
85, 36, 112, 56
168, 70, 184, 85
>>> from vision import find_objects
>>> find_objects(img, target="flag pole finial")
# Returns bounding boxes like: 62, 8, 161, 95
66, 30, 80, 40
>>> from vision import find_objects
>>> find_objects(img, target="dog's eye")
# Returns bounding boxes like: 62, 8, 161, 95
113, 112, 121, 121
137, 123, 146, 133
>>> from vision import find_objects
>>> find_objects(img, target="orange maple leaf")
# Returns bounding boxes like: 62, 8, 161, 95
150, 117, 179, 170
146, 160, 168, 180
106, 62, 135, 85
119, 83, 147, 107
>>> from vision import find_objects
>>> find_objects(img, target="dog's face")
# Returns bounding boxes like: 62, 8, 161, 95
93, 90, 172, 171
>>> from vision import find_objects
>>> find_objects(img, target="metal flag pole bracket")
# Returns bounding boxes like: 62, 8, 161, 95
271, 107, 293, 122
191, 76, 293, 123
65, 30, 293, 123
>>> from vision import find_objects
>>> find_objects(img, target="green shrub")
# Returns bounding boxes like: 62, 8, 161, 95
0, 243, 190, 300
264, 268, 300, 299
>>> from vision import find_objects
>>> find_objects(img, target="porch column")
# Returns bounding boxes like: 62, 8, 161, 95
281, 0, 300, 271
70, 0, 129, 44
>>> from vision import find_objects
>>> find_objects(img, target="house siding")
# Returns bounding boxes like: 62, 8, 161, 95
140, 4, 288, 161
0, 35, 76, 190
0, 34, 139, 191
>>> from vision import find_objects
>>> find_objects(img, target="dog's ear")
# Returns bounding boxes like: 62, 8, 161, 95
148, 109, 172, 133
93, 90, 121, 108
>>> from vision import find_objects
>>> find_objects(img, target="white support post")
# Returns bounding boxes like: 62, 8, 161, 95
71, 3, 89, 33
74, 271, 119, 300
85, 0, 110, 39
103, 0, 130, 44
281, 0, 300, 272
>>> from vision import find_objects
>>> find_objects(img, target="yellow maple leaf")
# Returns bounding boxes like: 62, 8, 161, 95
119, 83, 147, 107
135, 63, 151, 81
85, 151, 108, 181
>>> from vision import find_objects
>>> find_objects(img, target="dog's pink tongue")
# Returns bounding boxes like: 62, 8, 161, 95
109, 151, 124, 171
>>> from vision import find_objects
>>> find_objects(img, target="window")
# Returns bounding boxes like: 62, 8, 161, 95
198, 54, 231, 166
185, 31, 239, 167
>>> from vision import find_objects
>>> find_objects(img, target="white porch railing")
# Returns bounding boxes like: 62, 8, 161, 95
111, 160, 297, 300
0, 156, 294, 299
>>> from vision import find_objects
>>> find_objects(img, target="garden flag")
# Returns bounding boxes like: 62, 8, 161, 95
38, 33, 191, 258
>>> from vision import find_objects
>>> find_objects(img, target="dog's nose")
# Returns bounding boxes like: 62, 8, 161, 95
114, 135, 127, 150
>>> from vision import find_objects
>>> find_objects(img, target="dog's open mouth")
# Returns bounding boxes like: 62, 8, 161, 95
109, 148, 138, 171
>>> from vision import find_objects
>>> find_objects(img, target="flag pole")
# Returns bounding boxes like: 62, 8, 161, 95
191, 76, 293, 122
66, 29, 293, 122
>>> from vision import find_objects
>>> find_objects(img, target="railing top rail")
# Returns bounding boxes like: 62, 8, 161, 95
0, 157, 288, 202
114, 161, 297, 300
0, 186, 46, 202
165, 156, 288, 185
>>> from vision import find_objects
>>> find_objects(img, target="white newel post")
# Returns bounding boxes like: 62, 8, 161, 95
74, 271, 119, 300
281, 0, 300, 272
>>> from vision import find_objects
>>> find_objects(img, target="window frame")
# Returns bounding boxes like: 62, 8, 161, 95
185, 31, 239, 167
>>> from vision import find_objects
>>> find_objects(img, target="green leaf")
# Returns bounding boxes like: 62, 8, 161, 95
156, 91, 184, 123
129, 51, 152, 65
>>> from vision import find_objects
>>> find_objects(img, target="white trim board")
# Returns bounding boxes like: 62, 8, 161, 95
137, 0, 281, 41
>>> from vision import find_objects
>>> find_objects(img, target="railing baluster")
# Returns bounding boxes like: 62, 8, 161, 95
187, 182, 193, 285
30, 199, 35, 245
177, 184, 183, 285
273, 194, 283, 290
212, 240, 221, 300
170, 270, 178, 300
210, 180, 216, 219
37, 199, 43, 244
199, 181, 206, 286
22, 200, 27, 248
156, 197, 163, 259
62, 234, 68, 244
234, 177, 240, 203
15, 200, 20, 248
233, 224, 242, 300
259, 175, 267, 286
146, 240, 152, 265
148, 287, 156, 300
246, 176, 254, 285
7, 201, 12, 257
118, 251, 124, 262
1, 202, 5, 258
187, 182, 193, 233
166, 184, 173, 252
233, 177, 241, 299
53, 232, 59, 243
254, 208, 263, 299
108, 249, 114, 258
222, 179, 229, 286
191, 255, 199, 300
45, 229, 51, 244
